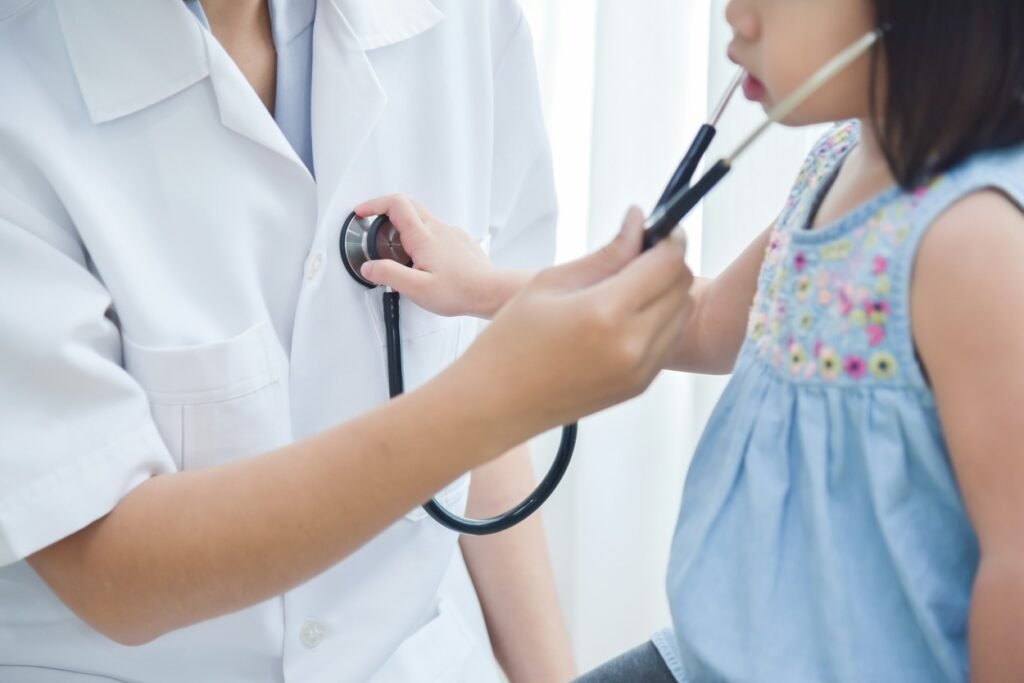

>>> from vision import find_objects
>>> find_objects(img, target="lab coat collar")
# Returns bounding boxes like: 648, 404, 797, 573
311, 0, 444, 225
333, 0, 444, 51
55, 0, 209, 124
56, 0, 445, 125
182, 0, 318, 49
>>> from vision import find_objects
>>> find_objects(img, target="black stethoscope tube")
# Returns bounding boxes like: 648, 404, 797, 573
654, 123, 718, 210
644, 159, 732, 251
383, 291, 405, 399
341, 213, 579, 536
645, 69, 745, 250
381, 289, 578, 535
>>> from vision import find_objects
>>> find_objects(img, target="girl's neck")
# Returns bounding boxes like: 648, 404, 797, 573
841, 119, 896, 191
854, 119, 890, 174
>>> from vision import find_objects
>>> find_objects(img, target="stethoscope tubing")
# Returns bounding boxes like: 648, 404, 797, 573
653, 69, 744, 211
381, 288, 578, 536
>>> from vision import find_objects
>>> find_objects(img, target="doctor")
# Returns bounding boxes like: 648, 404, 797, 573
0, 0, 692, 681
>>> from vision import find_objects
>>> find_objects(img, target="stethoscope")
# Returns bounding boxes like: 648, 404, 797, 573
340, 213, 578, 535
338, 29, 882, 536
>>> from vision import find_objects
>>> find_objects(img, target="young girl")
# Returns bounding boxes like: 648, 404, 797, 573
368, 0, 1024, 680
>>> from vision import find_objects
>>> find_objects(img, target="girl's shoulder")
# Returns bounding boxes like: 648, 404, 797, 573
934, 142, 1024, 206
896, 141, 1024, 261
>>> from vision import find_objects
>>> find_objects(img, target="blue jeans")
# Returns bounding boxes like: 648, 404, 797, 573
576, 641, 677, 682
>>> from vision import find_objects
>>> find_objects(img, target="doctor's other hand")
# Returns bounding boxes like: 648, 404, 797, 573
354, 195, 523, 320
455, 207, 695, 437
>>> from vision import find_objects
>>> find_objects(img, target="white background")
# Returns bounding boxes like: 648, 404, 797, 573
517, 0, 826, 672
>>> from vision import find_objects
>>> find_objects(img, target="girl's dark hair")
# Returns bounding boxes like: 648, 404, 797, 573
870, 1, 1024, 188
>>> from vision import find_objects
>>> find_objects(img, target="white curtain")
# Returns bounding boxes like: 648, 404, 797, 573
519, 0, 826, 672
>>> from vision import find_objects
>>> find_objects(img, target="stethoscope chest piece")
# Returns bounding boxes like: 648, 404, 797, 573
339, 212, 413, 288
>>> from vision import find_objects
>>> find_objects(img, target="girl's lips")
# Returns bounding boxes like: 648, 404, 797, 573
742, 73, 767, 101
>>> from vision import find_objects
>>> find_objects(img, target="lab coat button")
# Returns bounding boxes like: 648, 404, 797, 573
308, 253, 324, 280
299, 620, 326, 648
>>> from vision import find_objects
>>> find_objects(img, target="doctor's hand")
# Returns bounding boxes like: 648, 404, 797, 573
451, 207, 696, 440
354, 195, 524, 319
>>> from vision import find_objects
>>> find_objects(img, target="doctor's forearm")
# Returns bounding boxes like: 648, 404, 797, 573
478, 268, 535, 319
28, 364, 524, 647
27, 214, 690, 647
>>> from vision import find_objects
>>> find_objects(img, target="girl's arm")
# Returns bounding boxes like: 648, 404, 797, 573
27, 210, 695, 647
665, 227, 771, 374
912, 191, 1024, 683
357, 195, 770, 376
459, 445, 576, 683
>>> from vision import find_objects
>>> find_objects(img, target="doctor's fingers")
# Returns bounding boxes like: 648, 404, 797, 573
360, 258, 432, 293
635, 285, 695, 371
534, 207, 644, 291
592, 231, 692, 315
572, 285, 692, 403
354, 195, 432, 236
354, 193, 429, 219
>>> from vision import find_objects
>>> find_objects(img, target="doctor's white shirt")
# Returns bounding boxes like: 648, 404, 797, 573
0, 0, 558, 681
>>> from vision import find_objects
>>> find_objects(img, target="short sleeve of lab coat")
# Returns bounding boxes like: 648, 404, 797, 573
0, 192, 175, 567
488, 8, 558, 271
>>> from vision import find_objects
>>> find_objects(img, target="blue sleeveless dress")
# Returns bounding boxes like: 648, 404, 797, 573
655, 123, 1024, 682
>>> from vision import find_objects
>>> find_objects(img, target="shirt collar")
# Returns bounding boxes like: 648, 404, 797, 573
270, 0, 317, 47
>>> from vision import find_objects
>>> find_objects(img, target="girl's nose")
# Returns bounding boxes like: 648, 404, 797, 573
725, 0, 761, 42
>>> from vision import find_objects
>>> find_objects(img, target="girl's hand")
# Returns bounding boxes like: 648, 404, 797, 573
353, 195, 525, 319
453, 207, 696, 439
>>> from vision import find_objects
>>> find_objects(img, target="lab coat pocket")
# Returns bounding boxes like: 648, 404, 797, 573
368, 597, 476, 683
363, 290, 471, 521
122, 322, 290, 471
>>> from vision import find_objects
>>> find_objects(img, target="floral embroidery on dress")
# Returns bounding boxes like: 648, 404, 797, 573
746, 122, 945, 385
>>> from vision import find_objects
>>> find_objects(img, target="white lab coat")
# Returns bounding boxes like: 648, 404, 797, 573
0, 0, 557, 681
